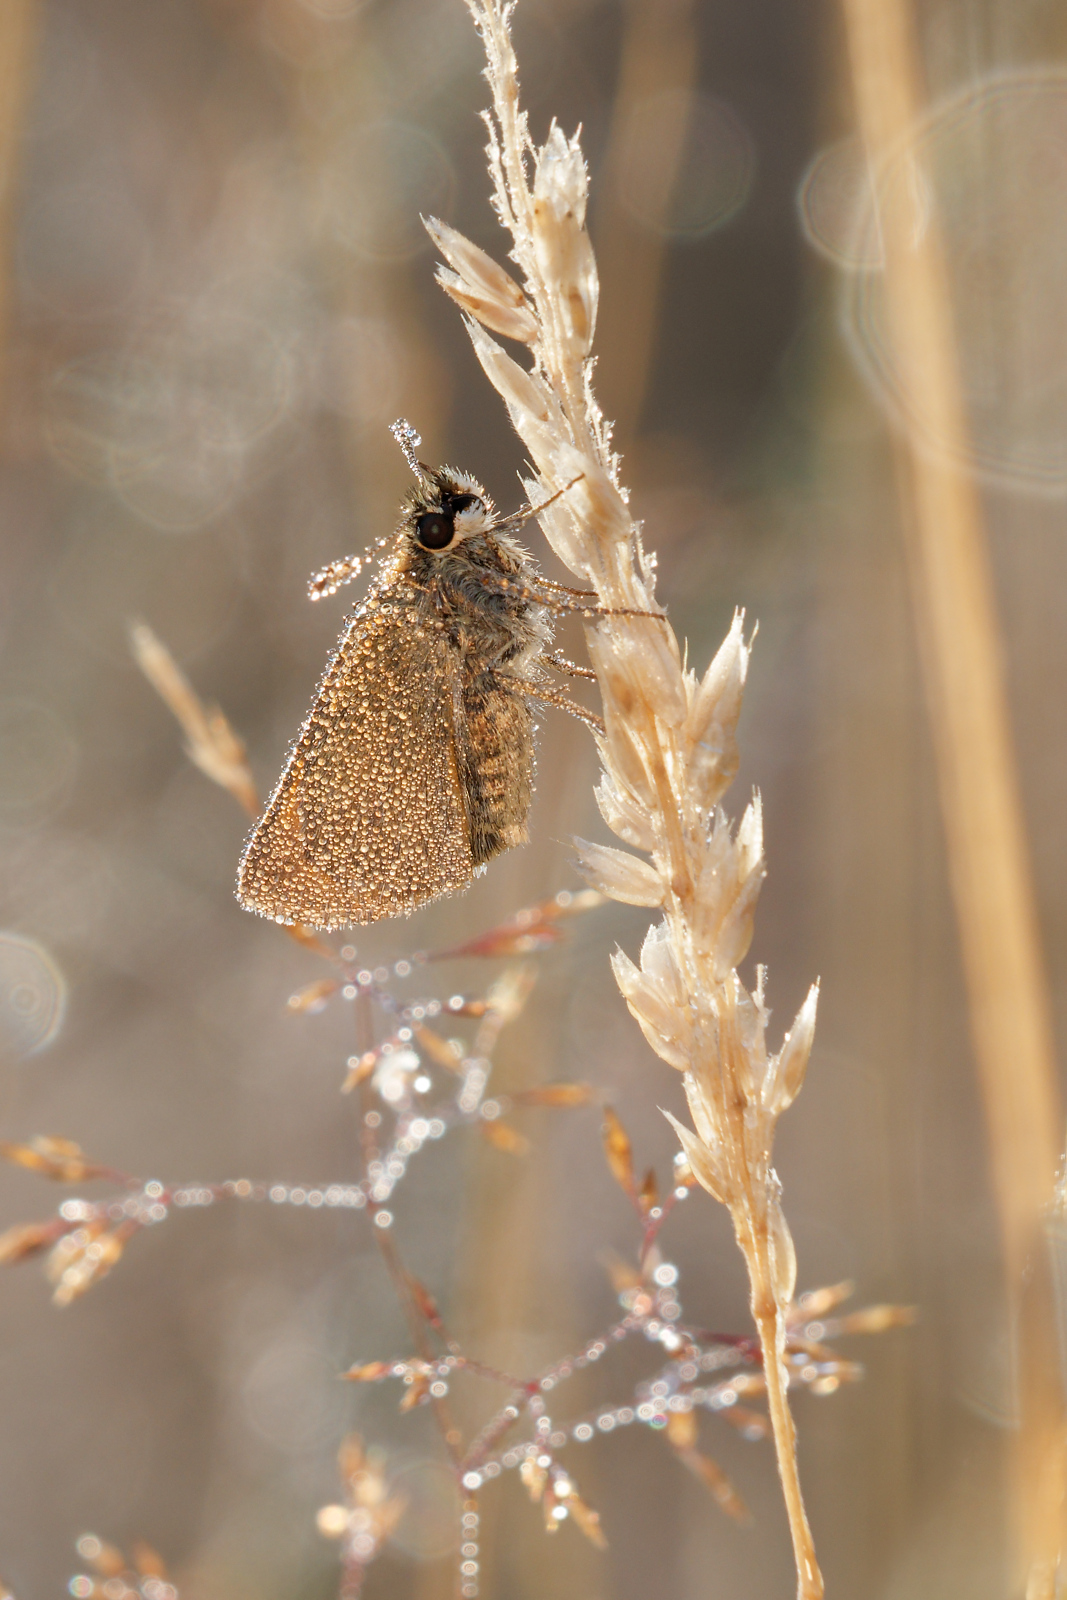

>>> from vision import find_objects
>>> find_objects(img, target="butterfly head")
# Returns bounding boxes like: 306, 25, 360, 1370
389, 421, 532, 579
399, 466, 499, 557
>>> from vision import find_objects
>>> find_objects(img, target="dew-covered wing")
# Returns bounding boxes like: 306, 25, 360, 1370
237, 597, 473, 927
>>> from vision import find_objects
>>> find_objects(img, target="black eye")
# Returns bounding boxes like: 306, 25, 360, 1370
415, 510, 455, 550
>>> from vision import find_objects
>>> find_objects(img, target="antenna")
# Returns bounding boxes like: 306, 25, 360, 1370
389, 418, 426, 477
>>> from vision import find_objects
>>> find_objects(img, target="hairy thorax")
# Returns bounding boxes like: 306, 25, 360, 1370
402, 532, 550, 677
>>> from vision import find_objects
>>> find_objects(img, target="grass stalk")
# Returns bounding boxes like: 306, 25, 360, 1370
742, 1213, 822, 1596
838, 0, 1066, 1589
593, 0, 699, 452
0, 0, 38, 424
435, 3, 825, 1591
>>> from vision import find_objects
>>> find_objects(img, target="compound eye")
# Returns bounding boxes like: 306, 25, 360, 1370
415, 510, 455, 550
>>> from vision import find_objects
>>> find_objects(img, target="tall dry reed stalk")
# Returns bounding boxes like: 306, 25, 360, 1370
837, 2, 1067, 1594
430, 3, 823, 1593
592, 0, 699, 453
0, 0, 38, 421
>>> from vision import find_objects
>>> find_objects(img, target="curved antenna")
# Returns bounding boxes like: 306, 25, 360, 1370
487, 473, 585, 539
308, 550, 374, 601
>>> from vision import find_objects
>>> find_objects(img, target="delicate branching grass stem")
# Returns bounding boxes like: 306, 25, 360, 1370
436, 4, 823, 1592
838, 2, 1066, 1594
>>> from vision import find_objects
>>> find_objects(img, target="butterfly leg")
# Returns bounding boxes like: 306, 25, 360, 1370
490, 574, 665, 622
515, 679, 606, 735
533, 577, 602, 600
545, 650, 598, 681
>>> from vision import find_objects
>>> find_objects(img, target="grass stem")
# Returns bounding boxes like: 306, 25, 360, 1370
839, 0, 1066, 1586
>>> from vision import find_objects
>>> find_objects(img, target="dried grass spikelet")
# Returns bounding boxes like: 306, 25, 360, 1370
128, 622, 259, 819
67, 1533, 176, 1600
440, 6, 824, 1594
316, 1434, 406, 1586
47, 1219, 133, 1306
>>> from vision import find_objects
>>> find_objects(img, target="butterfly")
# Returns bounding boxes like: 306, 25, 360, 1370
236, 422, 615, 929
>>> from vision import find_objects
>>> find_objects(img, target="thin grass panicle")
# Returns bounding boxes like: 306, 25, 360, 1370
434, 3, 824, 1593
0, 1110, 907, 1599
129, 621, 259, 820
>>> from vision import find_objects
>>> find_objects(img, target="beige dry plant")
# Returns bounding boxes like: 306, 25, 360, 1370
430, 3, 823, 1595
838, 2, 1066, 1594
63, 1535, 176, 1600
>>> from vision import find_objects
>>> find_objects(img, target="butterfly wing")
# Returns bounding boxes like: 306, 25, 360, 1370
237, 596, 474, 928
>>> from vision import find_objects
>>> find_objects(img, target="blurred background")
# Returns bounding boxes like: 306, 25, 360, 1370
1, 0, 1066, 1596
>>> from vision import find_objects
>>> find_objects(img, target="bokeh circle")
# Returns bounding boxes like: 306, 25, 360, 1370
0, 932, 67, 1060
839, 69, 1067, 495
